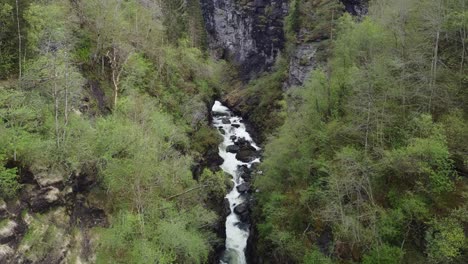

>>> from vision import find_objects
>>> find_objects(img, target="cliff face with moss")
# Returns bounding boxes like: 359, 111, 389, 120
201, 0, 288, 80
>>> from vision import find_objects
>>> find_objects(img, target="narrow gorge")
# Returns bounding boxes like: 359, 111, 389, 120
1, 0, 467, 263
212, 101, 260, 264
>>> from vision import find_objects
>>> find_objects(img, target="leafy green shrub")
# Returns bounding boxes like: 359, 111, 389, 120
426, 218, 466, 263
0, 165, 19, 199
362, 244, 403, 264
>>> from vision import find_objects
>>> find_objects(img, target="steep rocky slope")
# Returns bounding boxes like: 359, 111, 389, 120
201, 0, 288, 80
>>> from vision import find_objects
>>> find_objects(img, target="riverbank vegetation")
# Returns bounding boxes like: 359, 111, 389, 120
255, 0, 468, 263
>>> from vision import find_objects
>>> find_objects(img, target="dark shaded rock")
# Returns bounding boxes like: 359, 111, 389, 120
236, 183, 250, 193
236, 148, 259, 163
29, 165, 64, 188
224, 198, 231, 216
219, 128, 226, 135
207, 151, 224, 169
340, 0, 368, 16
231, 124, 241, 128
285, 43, 318, 88
28, 186, 62, 213
317, 225, 333, 256
191, 163, 203, 181
240, 144, 257, 152
201, 0, 287, 80
237, 165, 252, 181
212, 111, 230, 117
0, 200, 9, 219
233, 203, 250, 222
72, 163, 98, 193
235, 137, 248, 146
221, 118, 231, 124
226, 145, 240, 153
87, 80, 109, 115
71, 196, 107, 228
230, 135, 237, 141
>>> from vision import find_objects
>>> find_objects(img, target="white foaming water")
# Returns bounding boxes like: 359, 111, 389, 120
212, 101, 260, 264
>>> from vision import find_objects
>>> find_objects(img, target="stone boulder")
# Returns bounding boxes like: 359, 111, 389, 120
237, 165, 252, 181
226, 145, 240, 153
212, 111, 229, 117
233, 203, 250, 222
0, 200, 8, 219
30, 165, 64, 188
0, 220, 18, 243
235, 148, 259, 163
236, 183, 250, 193
234, 137, 248, 146
72, 163, 98, 192
224, 198, 231, 216
221, 118, 231, 124
28, 186, 62, 212
0, 245, 13, 262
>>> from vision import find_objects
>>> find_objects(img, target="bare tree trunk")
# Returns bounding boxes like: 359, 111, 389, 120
429, 29, 440, 111
429, 0, 442, 111
460, 27, 466, 77
165, 184, 207, 200
15, 0, 21, 80
460, 0, 466, 86
53, 56, 60, 148
107, 47, 131, 109
63, 53, 69, 143
364, 90, 372, 153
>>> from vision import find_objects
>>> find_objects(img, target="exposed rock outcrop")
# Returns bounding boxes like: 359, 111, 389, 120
233, 202, 250, 222
285, 43, 318, 87
201, 0, 288, 80
0, 164, 106, 263
340, 0, 368, 16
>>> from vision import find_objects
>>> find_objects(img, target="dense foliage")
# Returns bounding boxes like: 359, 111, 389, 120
255, 0, 468, 263
0, 0, 224, 262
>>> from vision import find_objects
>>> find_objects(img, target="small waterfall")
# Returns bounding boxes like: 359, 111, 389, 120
212, 101, 260, 264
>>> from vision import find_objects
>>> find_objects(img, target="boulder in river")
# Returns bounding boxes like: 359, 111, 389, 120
226, 145, 240, 153
221, 118, 231, 124
212, 111, 229, 117
224, 198, 231, 216
231, 124, 241, 128
237, 165, 252, 181
235, 137, 248, 146
219, 128, 226, 135
236, 149, 259, 163
236, 183, 250, 193
233, 203, 250, 222
230, 135, 237, 141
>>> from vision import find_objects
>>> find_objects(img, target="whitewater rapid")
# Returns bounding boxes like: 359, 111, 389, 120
212, 101, 260, 264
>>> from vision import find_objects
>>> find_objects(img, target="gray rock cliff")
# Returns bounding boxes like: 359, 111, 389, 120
201, 0, 288, 80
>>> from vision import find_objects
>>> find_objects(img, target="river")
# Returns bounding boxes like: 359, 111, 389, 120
212, 101, 260, 264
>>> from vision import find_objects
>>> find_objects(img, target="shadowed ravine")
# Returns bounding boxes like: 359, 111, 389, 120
212, 101, 260, 264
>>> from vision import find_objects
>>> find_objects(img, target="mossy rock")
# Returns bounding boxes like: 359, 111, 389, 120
17, 209, 71, 263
